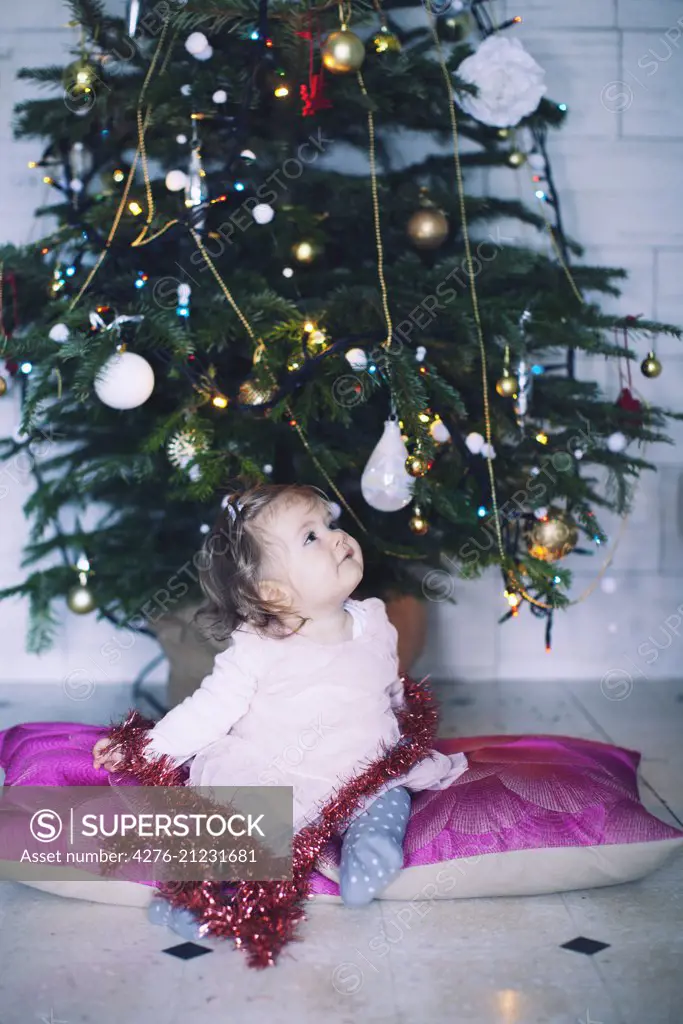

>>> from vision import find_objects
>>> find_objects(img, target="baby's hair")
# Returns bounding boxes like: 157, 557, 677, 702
193, 481, 337, 644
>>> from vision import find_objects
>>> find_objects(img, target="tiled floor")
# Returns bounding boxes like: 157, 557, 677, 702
0, 677, 681, 1024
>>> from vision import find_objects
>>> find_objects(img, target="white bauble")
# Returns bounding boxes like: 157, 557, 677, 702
177, 282, 192, 302
430, 418, 451, 444
480, 441, 496, 459
94, 351, 155, 410
361, 419, 415, 512
194, 45, 213, 61
345, 347, 368, 371
188, 463, 202, 481
607, 431, 627, 453
165, 169, 188, 192
185, 32, 209, 55
49, 323, 70, 343
465, 431, 484, 454
252, 203, 275, 224
534, 506, 548, 520
415, 345, 427, 362
455, 35, 547, 127
212, 89, 228, 104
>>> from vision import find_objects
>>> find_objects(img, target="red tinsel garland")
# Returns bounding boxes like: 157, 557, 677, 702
105, 673, 438, 968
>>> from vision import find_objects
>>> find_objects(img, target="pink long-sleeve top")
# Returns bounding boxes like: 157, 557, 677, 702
145, 597, 468, 830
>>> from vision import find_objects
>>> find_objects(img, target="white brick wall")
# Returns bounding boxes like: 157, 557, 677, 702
1, 1, 682, 687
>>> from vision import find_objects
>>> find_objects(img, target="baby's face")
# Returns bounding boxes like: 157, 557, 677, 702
257, 497, 363, 617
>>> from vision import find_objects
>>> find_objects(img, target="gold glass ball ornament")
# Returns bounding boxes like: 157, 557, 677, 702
292, 239, 320, 264
407, 204, 449, 250
238, 379, 273, 406
495, 371, 517, 397
0, 376, 7, 398
372, 26, 401, 53
67, 583, 96, 615
409, 508, 429, 535
526, 508, 579, 562
507, 150, 527, 168
405, 451, 433, 478
640, 351, 662, 379
321, 28, 366, 74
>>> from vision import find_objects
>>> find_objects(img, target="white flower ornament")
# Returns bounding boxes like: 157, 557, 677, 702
455, 35, 547, 128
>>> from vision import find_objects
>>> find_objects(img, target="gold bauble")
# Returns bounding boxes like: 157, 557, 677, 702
321, 29, 366, 74
407, 207, 449, 250
372, 28, 401, 53
526, 509, 578, 562
67, 583, 96, 615
495, 372, 517, 397
640, 352, 662, 379
507, 150, 527, 168
292, 239, 320, 264
405, 453, 433, 478
287, 352, 304, 372
409, 512, 429, 535
238, 380, 272, 406
0, 376, 7, 397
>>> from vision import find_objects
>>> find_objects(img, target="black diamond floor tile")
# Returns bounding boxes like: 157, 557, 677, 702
560, 936, 610, 956
162, 941, 213, 961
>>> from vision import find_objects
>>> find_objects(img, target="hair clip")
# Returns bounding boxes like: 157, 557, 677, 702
221, 495, 244, 522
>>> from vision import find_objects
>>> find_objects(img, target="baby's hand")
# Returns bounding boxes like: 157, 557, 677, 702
92, 736, 125, 772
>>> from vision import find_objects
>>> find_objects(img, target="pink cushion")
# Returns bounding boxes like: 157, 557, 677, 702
311, 733, 683, 899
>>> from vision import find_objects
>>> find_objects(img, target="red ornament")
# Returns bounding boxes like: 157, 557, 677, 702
106, 673, 438, 969
615, 386, 643, 425
297, 15, 332, 117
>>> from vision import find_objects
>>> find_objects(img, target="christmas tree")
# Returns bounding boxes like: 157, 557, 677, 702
0, 0, 680, 655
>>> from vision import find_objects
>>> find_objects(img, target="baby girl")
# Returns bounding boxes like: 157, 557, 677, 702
93, 482, 467, 928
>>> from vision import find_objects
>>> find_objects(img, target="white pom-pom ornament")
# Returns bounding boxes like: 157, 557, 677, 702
345, 348, 368, 371
49, 323, 70, 343
252, 204, 275, 224
94, 351, 155, 410
165, 169, 188, 192
430, 418, 451, 444
607, 431, 627, 453
185, 32, 209, 55
465, 431, 484, 454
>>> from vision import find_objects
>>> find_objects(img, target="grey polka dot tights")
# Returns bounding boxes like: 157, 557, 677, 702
338, 786, 411, 907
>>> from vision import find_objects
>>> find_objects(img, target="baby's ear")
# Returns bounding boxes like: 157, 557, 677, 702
258, 579, 290, 608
